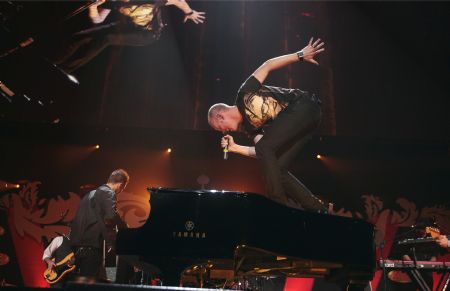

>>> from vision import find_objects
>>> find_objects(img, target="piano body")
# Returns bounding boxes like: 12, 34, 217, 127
116, 188, 376, 290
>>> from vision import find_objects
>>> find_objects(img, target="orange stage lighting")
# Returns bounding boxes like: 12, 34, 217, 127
95, 145, 100, 149
167, 148, 172, 153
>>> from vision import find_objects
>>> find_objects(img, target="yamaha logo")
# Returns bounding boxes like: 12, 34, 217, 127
173, 221, 206, 239
185, 221, 195, 231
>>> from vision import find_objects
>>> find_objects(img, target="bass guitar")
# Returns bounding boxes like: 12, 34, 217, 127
43, 252, 76, 284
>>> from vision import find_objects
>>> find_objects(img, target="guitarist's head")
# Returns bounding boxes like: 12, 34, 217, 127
107, 169, 130, 195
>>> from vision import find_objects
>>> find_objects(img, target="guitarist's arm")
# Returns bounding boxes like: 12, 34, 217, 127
42, 236, 63, 270
436, 235, 450, 250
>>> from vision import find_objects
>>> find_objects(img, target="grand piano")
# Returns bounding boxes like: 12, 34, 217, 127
116, 188, 375, 290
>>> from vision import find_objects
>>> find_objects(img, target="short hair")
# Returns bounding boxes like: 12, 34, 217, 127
207, 103, 229, 123
107, 169, 130, 184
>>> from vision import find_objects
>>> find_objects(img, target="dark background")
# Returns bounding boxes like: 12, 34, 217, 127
0, 1, 448, 139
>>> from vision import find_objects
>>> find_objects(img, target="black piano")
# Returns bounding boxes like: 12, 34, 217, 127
116, 188, 375, 290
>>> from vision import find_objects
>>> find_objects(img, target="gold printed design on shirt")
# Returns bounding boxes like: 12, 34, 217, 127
119, 4, 154, 29
244, 94, 286, 128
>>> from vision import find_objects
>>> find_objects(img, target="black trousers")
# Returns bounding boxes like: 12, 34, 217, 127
254, 97, 326, 212
74, 246, 102, 277
52, 23, 158, 72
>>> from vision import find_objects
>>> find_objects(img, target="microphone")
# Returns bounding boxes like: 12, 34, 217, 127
223, 138, 229, 160
223, 144, 229, 160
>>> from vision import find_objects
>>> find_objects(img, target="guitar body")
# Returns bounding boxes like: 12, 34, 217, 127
43, 252, 76, 284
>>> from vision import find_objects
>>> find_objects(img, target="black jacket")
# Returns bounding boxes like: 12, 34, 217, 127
70, 185, 122, 248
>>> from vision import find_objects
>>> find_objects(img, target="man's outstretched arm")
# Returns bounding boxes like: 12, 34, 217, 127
252, 37, 325, 84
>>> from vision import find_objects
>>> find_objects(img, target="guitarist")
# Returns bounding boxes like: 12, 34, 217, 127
70, 169, 129, 280
42, 234, 75, 287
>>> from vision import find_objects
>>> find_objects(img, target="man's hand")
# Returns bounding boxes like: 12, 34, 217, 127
300, 37, 325, 65
88, 0, 110, 24
221, 135, 236, 151
46, 259, 56, 271
436, 235, 450, 249
183, 10, 206, 24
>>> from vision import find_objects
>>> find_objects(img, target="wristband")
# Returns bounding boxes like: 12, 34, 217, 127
296, 50, 304, 61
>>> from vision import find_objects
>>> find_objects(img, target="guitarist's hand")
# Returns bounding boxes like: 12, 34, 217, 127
436, 235, 449, 249
46, 260, 56, 271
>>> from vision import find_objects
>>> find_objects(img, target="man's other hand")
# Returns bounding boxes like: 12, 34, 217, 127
184, 10, 206, 24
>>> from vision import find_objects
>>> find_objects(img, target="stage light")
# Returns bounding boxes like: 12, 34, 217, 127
15, 184, 20, 188
67, 74, 79, 85
316, 154, 322, 159
167, 148, 172, 153
95, 144, 100, 149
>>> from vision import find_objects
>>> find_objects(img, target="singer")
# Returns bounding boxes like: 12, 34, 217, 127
208, 38, 327, 213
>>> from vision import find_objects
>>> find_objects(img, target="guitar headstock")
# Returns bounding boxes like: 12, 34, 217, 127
425, 226, 441, 238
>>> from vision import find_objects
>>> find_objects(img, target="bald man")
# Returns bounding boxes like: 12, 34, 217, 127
208, 38, 328, 213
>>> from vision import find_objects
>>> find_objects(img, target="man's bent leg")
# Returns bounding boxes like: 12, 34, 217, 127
277, 134, 327, 212
281, 171, 326, 211
255, 98, 321, 206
